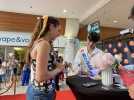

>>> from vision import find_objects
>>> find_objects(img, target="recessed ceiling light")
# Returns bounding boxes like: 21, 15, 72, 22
63, 9, 67, 13
113, 20, 118, 23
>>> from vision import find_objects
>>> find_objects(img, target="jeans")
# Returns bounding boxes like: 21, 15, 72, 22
21, 70, 30, 86
26, 84, 56, 100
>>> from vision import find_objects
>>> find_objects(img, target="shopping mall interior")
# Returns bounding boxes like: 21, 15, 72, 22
0, 0, 134, 100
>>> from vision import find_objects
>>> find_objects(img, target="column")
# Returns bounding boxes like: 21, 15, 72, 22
64, 18, 79, 64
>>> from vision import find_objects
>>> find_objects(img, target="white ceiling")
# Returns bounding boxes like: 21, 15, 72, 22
0, 0, 134, 28
0, 0, 102, 18
81, 0, 134, 29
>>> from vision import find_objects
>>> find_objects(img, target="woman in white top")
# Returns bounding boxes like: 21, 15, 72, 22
73, 32, 103, 79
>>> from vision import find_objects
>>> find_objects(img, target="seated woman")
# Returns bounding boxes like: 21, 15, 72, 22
73, 31, 115, 79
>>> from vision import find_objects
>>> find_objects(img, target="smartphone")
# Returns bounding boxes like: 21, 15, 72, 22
82, 82, 98, 88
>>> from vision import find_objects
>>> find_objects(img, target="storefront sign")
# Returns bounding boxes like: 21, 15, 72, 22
0, 31, 31, 46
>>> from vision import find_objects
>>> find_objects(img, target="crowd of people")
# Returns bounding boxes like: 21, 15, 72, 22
0, 54, 24, 88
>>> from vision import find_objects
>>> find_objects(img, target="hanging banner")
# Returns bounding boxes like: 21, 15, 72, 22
0, 31, 31, 46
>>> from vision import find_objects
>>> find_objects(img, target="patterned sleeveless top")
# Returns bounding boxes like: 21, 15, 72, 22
31, 50, 56, 92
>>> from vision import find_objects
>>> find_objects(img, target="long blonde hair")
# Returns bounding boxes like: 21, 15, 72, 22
26, 16, 60, 64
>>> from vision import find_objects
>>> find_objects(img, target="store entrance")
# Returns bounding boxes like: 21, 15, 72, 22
0, 46, 27, 91
0, 46, 27, 62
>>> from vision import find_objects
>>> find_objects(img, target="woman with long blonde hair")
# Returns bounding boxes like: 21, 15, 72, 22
26, 16, 65, 100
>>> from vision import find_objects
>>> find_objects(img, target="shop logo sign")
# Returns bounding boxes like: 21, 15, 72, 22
0, 31, 31, 46
0, 37, 30, 43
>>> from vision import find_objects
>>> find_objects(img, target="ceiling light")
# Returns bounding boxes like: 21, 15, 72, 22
63, 9, 67, 13
113, 20, 118, 23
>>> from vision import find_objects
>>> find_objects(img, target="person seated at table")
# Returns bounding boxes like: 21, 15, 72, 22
72, 31, 103, 79
72, 29, 116, 79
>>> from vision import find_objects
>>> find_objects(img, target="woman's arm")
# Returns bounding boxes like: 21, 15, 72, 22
128, 84, 134, 99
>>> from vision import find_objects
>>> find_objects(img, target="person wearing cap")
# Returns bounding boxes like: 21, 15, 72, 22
127, 5, 134, 100
72, 32, 103, 79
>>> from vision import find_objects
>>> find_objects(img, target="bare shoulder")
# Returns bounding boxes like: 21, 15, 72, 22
37, 40, 50, 51
33, 40, 50, 53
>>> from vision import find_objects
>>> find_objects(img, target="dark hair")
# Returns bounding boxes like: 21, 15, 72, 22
88, 32, 100, 43
26, 16, 60, 64
128, 5, 134, 19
